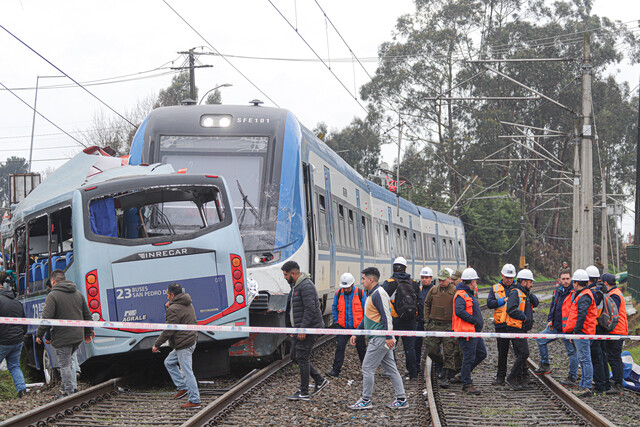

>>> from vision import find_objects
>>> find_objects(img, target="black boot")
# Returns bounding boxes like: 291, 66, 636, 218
440, 369, 450, 388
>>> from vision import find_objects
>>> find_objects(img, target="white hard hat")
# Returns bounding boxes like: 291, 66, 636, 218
585, 265, 600, 279
572, 269, 590, 282
445, 267, 454, 276
461, 268, 479, 281
393, 257, 407, 267
420, 267, 433, 277
339, 272, 355, 288
501, 264, 516, 278
516, 269, 535, 281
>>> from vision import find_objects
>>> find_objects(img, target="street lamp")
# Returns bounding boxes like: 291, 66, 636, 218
29, 75, 66, 172
198, 83, 232, 105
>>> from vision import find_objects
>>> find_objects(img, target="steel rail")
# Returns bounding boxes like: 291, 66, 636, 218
0, 376, 127, 427
424, 357, 442, 427
526, 359, 616, 427
183, 335, 334, 427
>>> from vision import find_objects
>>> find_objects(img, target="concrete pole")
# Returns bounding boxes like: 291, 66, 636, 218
601, 171, 608, 272
580, 33, 594, 268
572, 121, 581, 271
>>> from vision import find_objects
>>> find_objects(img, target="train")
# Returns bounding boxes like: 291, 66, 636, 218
2, 146, 249, 379
129, 102, 467, 359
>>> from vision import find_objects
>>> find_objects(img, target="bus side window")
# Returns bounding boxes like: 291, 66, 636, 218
50, 207, 73, 272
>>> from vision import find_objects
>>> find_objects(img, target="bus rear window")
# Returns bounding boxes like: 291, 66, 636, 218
88, 186, 226, 241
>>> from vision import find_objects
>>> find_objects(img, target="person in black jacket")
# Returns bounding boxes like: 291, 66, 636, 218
504, 269, 539, 390
282, 261, 328, 401
0, 285, 28, 397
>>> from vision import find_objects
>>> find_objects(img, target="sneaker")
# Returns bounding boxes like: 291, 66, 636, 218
505, 377, 522, 391
172, 390, 188, 400
288, 390, 310, 401
313, 378, 329, 395
605, 384, 624, 396
325, 370, 339, 378
535, 364, 552, 375
462, 384, 481, 395
491, 377, 505, 386
181, 401, 202, 409
17, 390, 27, 398
349, 397, 373, 410
440, 375, 450, 389
386, 398, 409, 409
559, 377, 578, 388
451, 372, 462, 384
574, 388, 592, 398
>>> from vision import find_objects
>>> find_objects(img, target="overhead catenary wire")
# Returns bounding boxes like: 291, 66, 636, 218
0, 24, 136, 129
162, 0, 280, 107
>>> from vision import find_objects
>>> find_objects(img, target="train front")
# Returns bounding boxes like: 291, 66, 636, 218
130, 104, 309, 359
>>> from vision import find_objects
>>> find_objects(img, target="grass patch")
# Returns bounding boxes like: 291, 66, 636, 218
0, 370, 18, 400
537, 306, 550, 315
627, 345, 640, 365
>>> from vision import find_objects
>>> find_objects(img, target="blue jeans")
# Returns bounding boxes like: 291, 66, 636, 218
457, 337, 487, 385
536, 327, 578, 379
0, 342, 26, 393
164, 344, 200, 404
574, 338, 593, 389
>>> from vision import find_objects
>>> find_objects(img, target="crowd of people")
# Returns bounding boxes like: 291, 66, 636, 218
281, 258, 630, 408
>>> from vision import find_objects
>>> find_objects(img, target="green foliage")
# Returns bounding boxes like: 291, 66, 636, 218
155, 71, 194, 108
0, 157, 29, 207
205, 88, 222, 105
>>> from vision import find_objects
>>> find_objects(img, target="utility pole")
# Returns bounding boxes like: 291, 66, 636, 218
580, 33, 594, 268
601, 169, 608, 272
572, 120, 581, 271
635, 72, 640, 245
173, 49, 213, 101
396, 117, 403, 215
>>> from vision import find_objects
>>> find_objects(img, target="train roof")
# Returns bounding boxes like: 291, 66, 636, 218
11, 147, 174, 223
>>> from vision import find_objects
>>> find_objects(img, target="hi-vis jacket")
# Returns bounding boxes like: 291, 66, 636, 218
505, 282, 538, 332
563, 287, 597, 335
332, 287, 366, 329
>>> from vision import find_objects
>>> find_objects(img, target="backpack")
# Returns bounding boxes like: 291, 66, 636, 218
392, 277, 418, 320
597, 289, 619, 332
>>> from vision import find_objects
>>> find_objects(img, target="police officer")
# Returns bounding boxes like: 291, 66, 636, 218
563, 269, 597, 398
487, 263, 516, 385
326, 273, 367, 378
424, 268, 457, 388
504, 269, 538, 390
414, 267, 434, 373
601, 273, 628, 396
383, 257, 420, 380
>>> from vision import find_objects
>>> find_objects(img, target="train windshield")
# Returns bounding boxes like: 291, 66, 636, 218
158, 135, 279, 251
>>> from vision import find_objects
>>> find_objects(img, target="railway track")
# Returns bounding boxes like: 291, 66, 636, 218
423, 282, 618, 426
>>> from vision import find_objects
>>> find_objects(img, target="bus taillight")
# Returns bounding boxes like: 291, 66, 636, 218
230, 254, 246, 307
85, 270, 102, 321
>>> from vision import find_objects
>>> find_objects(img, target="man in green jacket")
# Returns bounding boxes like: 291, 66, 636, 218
152, 283, 201, 409
36, 270, 94, 396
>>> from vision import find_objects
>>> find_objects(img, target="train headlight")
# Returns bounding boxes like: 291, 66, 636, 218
91, 312, 101, 321
200, 114, 233, 128
235, 294, 245, 305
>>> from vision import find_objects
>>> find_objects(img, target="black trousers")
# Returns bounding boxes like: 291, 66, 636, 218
393, 317, 417, 378
591, 340, 610, 391
290, 334, 323, 394
496, 334, 510, 379
508, 338, 529, 381
332, 334, 366, 373
603, 339, 625, 385
414, 320, 425, 371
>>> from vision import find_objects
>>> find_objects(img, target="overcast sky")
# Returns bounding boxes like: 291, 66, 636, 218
0, 0, 638, 234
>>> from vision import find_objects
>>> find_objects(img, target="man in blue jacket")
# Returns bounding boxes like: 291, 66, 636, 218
504, 269, 539, 390
283, 261, 329, 401
414, 267, 433, 374
534, 269, 578, 387
487, 263, 516, 385
326, 272, 367, 378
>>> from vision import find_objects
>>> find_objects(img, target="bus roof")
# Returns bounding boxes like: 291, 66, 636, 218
12, 148, 174, 223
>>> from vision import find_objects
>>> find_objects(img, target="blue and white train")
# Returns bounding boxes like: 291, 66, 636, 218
130, 103, 466, 358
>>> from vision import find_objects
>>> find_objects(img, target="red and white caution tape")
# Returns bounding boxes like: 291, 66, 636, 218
1, 316, 637, 341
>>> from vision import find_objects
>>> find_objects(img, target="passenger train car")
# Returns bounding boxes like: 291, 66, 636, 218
129, 103, 466, 358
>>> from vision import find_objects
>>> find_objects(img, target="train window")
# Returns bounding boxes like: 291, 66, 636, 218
347, 209, 355, 250
413, 232, 421, 259
431, 236, 437, 259
319, 194, 326, 211
333, 203, 342, 248
384, 224, 390, 254
317, 193, 327, 245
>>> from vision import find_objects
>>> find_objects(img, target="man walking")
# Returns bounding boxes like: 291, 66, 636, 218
326, 272, 367, 378
382, 257, 420, 380
0, 283, 28, 397
414, 267, 434, 373
504, 269, 539, 390
424, 268, 458, 388
487, 264, 516, 385
282, 261, 328, 401
349, 267, 408, 410
534, 269, 579, 387
152, 283, 201, 409
452, 268, 486, 395
36, 270, 94, 397
586, 265, 609, 394
602, 273, 628, 395
564, 269, 598, 397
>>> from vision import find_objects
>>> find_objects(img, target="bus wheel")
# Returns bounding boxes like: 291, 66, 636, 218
42, 349, 59, 385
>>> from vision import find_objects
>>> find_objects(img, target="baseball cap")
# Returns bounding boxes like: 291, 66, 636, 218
451, 270, 463, 280
437, 269, 450, 281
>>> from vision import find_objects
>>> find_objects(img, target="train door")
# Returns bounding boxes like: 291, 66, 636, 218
323, 167, 336, 288
303, 163, 317, 280
355, 189, 364, 272
409, 216, 415, 277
